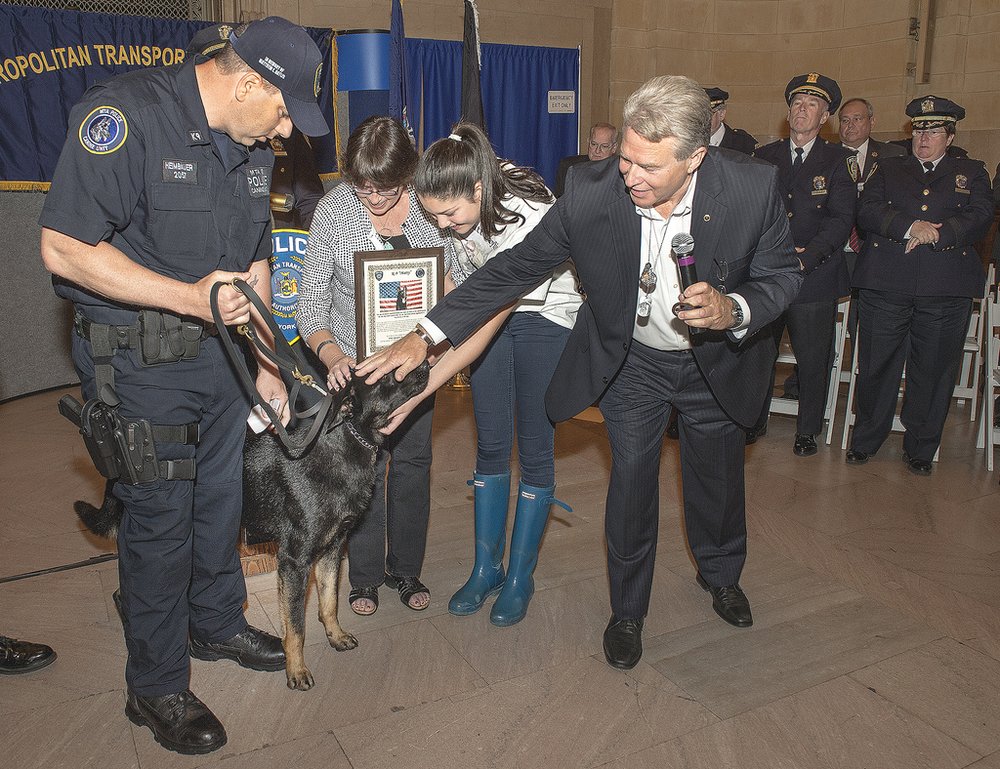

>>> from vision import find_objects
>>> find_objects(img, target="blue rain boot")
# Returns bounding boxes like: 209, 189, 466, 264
490, 482, 571, 627
448, 472, 511, 616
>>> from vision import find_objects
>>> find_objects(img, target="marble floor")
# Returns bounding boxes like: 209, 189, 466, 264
2, 382, 1000, 769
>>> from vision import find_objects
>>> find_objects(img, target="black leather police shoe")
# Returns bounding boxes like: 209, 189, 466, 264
602, 616, 644, 670
697, 574, 753, 627
0, 635, 56, 675
125, 689, 226, 755
903, 452, 932, 476
793, 433, 818, 457
845, 449, 872, 465
190, 626, 285, 672
745, 422, 767, 445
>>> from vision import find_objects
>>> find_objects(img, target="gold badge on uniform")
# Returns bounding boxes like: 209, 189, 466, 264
921, 98, 935, 113
955, 173, 970, 194
811, 175, 827, 195
846, 155, 861, 183
270, 137, 287, 156
806, 72, 819, 84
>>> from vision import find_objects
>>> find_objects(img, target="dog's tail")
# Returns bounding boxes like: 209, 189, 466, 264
75, 479, 123, 539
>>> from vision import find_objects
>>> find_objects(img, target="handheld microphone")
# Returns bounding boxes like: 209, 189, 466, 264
670, 233, 702, 334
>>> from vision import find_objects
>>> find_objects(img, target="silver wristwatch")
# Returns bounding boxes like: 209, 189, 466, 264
727, 296, 744, 329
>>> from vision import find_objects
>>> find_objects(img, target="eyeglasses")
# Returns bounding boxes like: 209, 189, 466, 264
589, 141, 615, 153
352, 186, 401, 199
912, 128, 947, 137
838, 115, 869, 125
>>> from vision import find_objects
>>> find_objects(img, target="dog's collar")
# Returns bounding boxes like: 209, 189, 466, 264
344, 420, 377, 454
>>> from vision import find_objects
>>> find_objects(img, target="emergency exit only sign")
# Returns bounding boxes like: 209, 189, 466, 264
548, 91, 575, 113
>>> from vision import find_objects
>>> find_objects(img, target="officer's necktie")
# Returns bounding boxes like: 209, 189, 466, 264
923, 161, 934, 174
792, 146, 804, 171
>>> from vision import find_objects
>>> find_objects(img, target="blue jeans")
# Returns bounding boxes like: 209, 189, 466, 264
469, 312, 571, 487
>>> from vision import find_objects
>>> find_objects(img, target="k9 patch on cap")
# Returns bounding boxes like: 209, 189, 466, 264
79, 106, 128, 155
245, 166, 271, 197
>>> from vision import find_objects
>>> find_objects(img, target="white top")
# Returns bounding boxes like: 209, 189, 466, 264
709, 123, 726, 147
790, 135, 819, 162
440, 194, 581, 331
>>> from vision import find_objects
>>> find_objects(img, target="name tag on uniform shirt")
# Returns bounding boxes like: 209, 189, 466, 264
246, 166, 271, 198
162, 159, 198, 184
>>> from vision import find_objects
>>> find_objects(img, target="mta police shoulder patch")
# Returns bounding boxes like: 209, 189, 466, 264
79, 106, 128, 155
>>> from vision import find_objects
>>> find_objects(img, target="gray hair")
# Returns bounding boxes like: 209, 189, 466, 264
623, 75, 711, 160
590, 121, 620, 145
839, 98, 874, 118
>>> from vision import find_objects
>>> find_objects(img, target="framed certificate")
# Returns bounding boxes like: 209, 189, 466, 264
353, 247, 446, 360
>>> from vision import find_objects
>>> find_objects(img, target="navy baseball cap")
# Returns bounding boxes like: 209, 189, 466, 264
229, 16, 330, 137
906, 95, 965, 129
785, 72, 842, 113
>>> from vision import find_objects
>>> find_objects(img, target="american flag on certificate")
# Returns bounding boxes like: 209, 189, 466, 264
378, 279, 423, 311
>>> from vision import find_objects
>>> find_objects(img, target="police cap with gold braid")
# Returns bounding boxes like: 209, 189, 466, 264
906, 95, 965, 129
784, 72, 841, 113
704, 88, 729, 109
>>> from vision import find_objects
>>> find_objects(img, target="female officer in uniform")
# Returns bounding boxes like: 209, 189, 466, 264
846, 96, 993, 475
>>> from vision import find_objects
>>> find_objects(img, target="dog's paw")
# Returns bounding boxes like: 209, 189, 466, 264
328, 632, 358, 651
286, 666, 315, 691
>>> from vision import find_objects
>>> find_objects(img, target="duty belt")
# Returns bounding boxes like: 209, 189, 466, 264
74, 311, 217, 392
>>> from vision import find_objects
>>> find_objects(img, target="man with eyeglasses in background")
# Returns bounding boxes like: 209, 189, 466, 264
846, 96, 993, 476
554, 122, 619, 197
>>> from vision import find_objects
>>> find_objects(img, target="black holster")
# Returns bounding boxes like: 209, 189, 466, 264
58, 386, 198, 484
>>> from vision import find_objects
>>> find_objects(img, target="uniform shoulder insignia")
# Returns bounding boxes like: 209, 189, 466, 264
79, 105, 128, 155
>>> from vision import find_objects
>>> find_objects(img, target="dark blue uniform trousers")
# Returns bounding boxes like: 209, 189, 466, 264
852, 289, 972, 462
72, 316, 249, 696
599, 343, 747, 621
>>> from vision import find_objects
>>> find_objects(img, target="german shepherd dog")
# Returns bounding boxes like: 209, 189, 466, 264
76, 363, 430, 691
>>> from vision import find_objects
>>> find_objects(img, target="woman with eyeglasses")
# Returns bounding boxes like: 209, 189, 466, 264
846, 96, 992, 476
395, 121, 582, 627
297, 115, 451, 615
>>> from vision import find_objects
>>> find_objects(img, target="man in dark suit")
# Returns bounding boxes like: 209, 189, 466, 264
358, 76, 802, 670
750, 73, 856, 457
846, 96, 993, 475
554, 122, 618, 197
706, 87, 757, 154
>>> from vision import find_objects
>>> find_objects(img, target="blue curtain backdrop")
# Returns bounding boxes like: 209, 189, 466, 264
405, 38, 578, 188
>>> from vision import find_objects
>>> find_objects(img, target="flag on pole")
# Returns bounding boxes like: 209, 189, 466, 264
461, 0, 485, 128
389, 0, 414, 143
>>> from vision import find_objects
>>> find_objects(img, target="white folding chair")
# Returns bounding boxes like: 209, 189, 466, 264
976, 285, 1000, 471
953, 265, 993, 419
768, 297, 850, 445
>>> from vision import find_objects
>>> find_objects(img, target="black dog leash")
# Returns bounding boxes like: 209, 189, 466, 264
210, 278, 341, 457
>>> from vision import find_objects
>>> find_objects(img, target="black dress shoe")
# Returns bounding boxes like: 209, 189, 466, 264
602, 616, 644, 670
190, 626, 285, 672
845, 449, 871, 465
125, 689, 227, 755
696, 574, 753, 627
0, 635, 56, 674
902, 452, 932, 476
745, 422, 768, 445
793, 433, 817, 457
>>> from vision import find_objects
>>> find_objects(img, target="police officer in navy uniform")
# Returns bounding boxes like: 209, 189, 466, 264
705, 88, 757, 154
187, 24, 325, 231
845, 96, 993, 475
750, 73, 855, 456
39, 17, 330, 755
